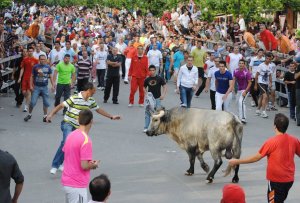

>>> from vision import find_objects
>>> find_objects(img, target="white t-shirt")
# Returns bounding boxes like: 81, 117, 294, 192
204, 60, 215, 78
179, 14, 190, 28
238, 18, 246, 31
147, 50, 162, 67
33, 50, 46, 60
207, 66, 219, 91
115, 42, 127, 55
171, 12, 179, 21
228, 53, 243, 73
49, 49, 65, 65
94, 50, 108, 70
249, 56, 265, 78
257, 62, 272, 85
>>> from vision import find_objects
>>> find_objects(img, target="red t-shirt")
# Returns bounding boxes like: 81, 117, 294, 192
21, 57, 39, 80
259, 134, 300, 182
260, 30, 278, 51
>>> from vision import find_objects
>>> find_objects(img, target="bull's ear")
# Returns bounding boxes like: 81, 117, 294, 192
156, 106, 165, 112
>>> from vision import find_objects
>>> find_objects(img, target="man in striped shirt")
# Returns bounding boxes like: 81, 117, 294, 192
76, 51, 92, 92
46, 82, 121, 175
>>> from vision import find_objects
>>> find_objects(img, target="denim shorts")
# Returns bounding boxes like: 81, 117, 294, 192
30, 85, 50, 108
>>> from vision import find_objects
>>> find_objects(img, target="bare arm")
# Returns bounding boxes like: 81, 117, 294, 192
53, 69, 58, 85
18, 68, 24, 83
204, 77, 211, 92
225, 79, 234, 97
12, 183, 23, 203
229, 152, 263, 166
95, 108, 121, 120
81, 160, 99, 170
295, 71, 300, 80
46, 103, 65, 122
160, 84, 167, 99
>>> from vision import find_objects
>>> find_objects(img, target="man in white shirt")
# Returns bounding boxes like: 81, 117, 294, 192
147, 44, 162, 75
238, 15, 246, 32
254, 53, 273, 118
88, 174, 111, 203
33, 43, 46, 60
115, 38, 127, 79
178, 11, 190, 29
71, 34, 82, 48
204, 57, 220, 110
176, 56, 198, 108
226, 46, 243, 73
94, 43, 108, 90
249, 49, 265, 107
49, 41, 65, 67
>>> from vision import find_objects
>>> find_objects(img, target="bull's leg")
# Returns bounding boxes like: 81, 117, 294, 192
206, 151, 222, 183
196, 152, 210, 173
185, 146, 197, 176
232, 165, 240, 183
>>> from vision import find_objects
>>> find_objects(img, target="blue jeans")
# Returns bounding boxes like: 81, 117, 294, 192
180, 86, 194, 108
30, 85, 50, 108
144, 99, 161, 129
51, 121, 76, 168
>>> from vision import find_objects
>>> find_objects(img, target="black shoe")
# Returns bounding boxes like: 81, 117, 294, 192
103, 100, 107, 103
24, 115, 32, 122
113, 101, 119, 104
124, 81, 128, 84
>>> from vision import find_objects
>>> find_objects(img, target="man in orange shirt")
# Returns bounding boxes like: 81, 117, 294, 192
18, 47, 39, 112
276, 30, 294, 54
229, 113, 300, 203
124, 41, 137, 84
243, 31, 257, 48
128, 45, 149, 107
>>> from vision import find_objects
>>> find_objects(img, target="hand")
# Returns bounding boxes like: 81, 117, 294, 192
229, 159, 239, 167
128, 76, 132, 82
12, 198, 18, 203
30, 85, 33, 91
242, 91, 247, 97
192, 86, 197, 91
291, 81, 296, 84
204, 88, 208, 93
70, 83, 74, 89
111, 115, 121, 120
159, 95, 164, 100
51, 86, 55, 92
176, 88, 179, 94
222, 94, 228, 101
17, 78, 21, 83
46, 115, 52, 123
89, 160, 100, 169
11, 75, 14, 80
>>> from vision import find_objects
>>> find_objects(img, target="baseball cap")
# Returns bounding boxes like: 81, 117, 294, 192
221, 184, 246, 203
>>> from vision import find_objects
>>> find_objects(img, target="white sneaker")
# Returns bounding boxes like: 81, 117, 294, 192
128, 104, 133, 107
241, 118, 247, 124
23, 105, 28, 112
139, 104, 144, 107
251, 101, 256, 107
97, 87, 101, 90
255, 110, 261, 116
261, 111, 268, 118
58, 165, 64, 172
143, 129, 147, 133
50, 167, 57, 175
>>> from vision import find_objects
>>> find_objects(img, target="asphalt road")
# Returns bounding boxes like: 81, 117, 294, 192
0, 81, 299, 203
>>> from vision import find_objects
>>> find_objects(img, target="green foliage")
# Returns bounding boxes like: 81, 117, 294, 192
0, 0, 11, 9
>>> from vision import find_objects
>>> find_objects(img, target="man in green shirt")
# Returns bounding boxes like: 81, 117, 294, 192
53, 54, 76, 109
191, 41, 207, 97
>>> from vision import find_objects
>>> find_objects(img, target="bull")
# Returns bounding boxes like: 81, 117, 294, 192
146, 107, 243, 183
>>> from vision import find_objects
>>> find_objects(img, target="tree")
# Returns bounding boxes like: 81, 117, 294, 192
0, 0, 11, 9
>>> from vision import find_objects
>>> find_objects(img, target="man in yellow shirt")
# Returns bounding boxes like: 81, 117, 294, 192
191, 41, 207, 97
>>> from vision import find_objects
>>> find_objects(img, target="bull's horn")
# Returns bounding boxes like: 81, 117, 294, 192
152, 110, 165, 119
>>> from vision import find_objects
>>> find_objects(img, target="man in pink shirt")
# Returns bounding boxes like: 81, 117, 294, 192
62, 109, 99, 203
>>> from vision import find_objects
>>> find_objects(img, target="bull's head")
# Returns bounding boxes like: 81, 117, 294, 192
146, 109, 166, 137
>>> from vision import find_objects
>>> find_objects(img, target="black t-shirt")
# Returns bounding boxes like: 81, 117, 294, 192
106, 54, 122, 77
172, 46, 180, 53
283, 71, 295, 92
0, 150, 24, 203
144, 75, 166, 99
296, 65, 300, 89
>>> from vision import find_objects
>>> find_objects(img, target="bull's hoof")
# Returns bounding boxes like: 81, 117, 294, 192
201, 163, 210, 174
232, 176, 239, 183
225, 150, 233, 159
206, 177, 213, 183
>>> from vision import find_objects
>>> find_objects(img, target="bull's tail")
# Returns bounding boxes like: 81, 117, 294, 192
223, 115, 243, 177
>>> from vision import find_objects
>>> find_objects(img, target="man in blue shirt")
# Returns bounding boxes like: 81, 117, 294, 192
215, 61, 234, 112
24, 54, 54, 122
171, 44, 184, 86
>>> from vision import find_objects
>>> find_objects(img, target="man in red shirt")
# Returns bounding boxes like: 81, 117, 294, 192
18, 47, 39, 112
123, 41, 137, 84
259, 24, 278, 51
229, 113, 300, 203
128, 45, 149, 107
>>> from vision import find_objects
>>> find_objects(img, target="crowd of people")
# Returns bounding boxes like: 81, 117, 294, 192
1, 1, 300, 203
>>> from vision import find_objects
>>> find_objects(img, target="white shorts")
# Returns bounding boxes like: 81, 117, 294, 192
63, 186, 87, 203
